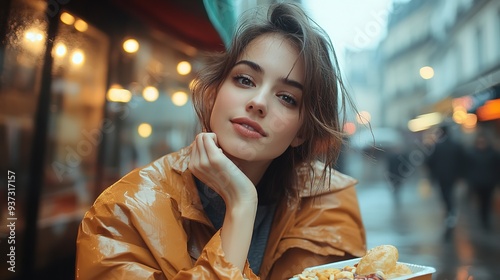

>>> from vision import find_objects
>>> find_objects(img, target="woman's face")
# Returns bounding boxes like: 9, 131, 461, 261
210, 33, 305, 164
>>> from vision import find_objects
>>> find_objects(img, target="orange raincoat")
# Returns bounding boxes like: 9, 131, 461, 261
76, 146, 366, 279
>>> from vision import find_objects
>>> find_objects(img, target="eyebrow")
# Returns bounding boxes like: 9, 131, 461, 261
234, 60, 304, 91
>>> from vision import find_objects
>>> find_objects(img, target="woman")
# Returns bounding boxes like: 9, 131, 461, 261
76, 3, 366, 279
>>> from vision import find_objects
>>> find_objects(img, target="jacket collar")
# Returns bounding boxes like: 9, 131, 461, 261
168, 145, 192, 174
295, 161, 358, 197
164, 145, 212, 227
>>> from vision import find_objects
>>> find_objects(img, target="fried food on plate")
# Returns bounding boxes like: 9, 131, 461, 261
294, 245, 412, 280
356, 245, 398, 275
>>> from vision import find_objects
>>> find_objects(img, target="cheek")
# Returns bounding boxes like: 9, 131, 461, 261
212, 85, 238, 110
210, 87, 234, 128
267, 107, 302, 137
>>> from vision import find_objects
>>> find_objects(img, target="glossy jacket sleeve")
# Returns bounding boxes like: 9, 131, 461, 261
75, 185, 258, 280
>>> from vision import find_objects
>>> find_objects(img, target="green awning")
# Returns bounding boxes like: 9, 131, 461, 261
203, 0, 236, 49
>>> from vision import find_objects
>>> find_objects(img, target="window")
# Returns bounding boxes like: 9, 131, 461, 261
475, 25, 484, 71
497, 9, 500, 61
454, 44, 462, 81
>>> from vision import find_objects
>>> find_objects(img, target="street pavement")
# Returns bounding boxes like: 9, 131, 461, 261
345, 151, 500, 280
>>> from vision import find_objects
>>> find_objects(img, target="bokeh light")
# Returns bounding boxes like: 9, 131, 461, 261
171, 91, 188, 106
142, 86, 159, 102
123, 39, 139, 53
138, 123, 152, 138
419, 66, 434, 79
177, 61, 191, 75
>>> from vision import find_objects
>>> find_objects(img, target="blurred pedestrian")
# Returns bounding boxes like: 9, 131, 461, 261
385, 146, 407, 208
425, 125, 465, 232
463, 133, 500, 230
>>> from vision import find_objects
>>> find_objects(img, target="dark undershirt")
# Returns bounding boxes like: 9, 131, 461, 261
195, 177, 276, 274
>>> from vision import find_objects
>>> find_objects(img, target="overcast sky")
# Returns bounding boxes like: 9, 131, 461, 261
303, 0, 396, 69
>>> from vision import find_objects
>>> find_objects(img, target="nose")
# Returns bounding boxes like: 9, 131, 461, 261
246, 90, 268, 117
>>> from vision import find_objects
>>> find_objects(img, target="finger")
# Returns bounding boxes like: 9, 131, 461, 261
203, 135, 227, 166
207, 132, 218, 147
203, 133, 221, 152
190, 134, 208, 170
203, 133, 220, 150
196, 134, 210, 168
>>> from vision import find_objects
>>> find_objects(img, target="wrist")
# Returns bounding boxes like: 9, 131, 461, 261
225, 197, 258, 216
217, 179, 258, 208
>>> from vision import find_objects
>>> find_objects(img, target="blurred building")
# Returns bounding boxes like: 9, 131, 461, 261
379, 0, 436, 129
345, 0, 500, 139
0, 0, 235, 279
345, 48, 383, 128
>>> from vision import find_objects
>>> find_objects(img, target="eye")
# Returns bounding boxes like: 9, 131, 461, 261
234, 75, 255, 87
278, 93, 297, 106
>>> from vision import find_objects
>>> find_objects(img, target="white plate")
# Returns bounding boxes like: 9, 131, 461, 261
289, 258, 436, 280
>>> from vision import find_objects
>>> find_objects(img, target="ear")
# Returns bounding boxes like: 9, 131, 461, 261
290, 135, 305, 147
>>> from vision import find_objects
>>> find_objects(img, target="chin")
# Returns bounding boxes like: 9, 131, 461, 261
220, 140, 261, 162
221, 135, 267, 159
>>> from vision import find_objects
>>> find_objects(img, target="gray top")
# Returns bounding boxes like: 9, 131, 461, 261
195, 178, 276, 274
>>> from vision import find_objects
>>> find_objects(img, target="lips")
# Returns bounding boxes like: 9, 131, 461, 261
231, 117, 267, 138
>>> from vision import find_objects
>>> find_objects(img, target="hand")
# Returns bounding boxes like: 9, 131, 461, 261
188, 133, 258, 207
189, 133, 258, 272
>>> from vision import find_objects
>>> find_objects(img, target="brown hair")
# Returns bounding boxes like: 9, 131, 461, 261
192, 2, 355, 203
